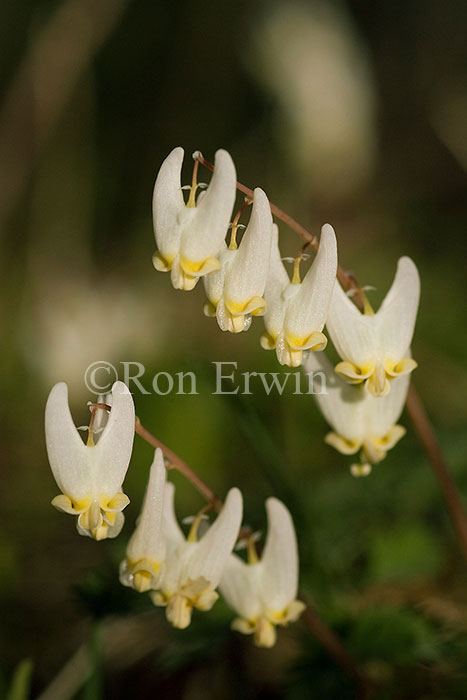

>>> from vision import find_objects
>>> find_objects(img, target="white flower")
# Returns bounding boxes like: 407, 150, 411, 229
151, 484, 243, 629
219, 498, 305, 648
45, 381, 135, 540
120, 448, 167, 592
303, 350, 410, 472
325, 256, 420, 396
203, 188, 273, 333
152, 147, 236, 291
260, 223, 338, 367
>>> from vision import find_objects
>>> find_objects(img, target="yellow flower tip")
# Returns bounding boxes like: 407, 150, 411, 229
260, 333, 276, 350
152, 251, 172, 272
195, 589, 218, 611
180, 256, 222, 276
151, 590, 168, 607
174, 271, 199, 291
254, 617, 277, 648
133, 570, 153, 593
334, 361, 372, 384
350, 462, 372, 477
324, 432, 361, 456
51, 494, 71, 512
226, 295, 266, 317
230, 314, 248, 334
231, 617, 255, 636
103, 492, 130, 512
203, 300, 217, 317
166, 594, 193, 629
286, 600, 306, 623
288, 350, 303, 368
385, 357, 418, 377
366, 374, 390, 397
286, 330, 327, 352
92, 523, 110, 541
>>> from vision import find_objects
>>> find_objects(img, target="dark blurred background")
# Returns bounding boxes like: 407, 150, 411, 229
1, 1, 467, 698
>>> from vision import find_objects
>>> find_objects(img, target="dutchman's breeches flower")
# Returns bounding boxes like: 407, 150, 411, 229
203, 187, 273, 333
120, 448, 167, 592
220, 498, 305, 648
325, 256, 420, 396
152, 147, 236, 291
261, 224, 338, 367
45, 381, 135, 540
151, 484, 243, 629
304, 351, 410, 474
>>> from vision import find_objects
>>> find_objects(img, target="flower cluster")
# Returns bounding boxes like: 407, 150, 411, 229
45, 384, 304, 646
152, 147, 421, 472
44, 146, 422, 654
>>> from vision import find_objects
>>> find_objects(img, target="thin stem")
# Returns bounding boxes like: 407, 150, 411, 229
134, 418, 224, 512
406, 385, 467, 557
196, 154, 467, 562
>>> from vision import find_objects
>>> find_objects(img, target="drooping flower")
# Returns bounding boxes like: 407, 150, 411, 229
325, 256, 420, 396
203, 187, 273, 333
303, 350, 410, 474
120, 448, 167, 592
260, 223, 338, 367
219, 498, 305, 648
151, 484, 243, 629
45, 381, 135, 540
152, 147, 236, 291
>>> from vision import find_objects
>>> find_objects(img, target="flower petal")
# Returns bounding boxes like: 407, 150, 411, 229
181, 149, 236, 265
326, 286, 376, 369
126, 448, 167, 568
219, 555, 263, 622
152, 146, 186, 264
188, 487, 243, 589
224, 188, 273, 308
93, 382, 135, 495
376, 256, 420, 361
45, 382, 91, 502
365, 370, 410, 437
302, 351, 366, 444
162, 481, 185, 552
285, 224, 338, 343
262, 224, 290, 342
259, 498, 300, 612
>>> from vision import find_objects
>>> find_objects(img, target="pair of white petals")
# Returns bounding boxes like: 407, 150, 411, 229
152, 147, 236, 291
326, 256, 420, 396
45, 382, 135, 540
120, 449, 243, 629
220, 498, 305, 648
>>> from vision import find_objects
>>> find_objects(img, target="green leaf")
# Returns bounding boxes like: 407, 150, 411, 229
5, 659, 33, 700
